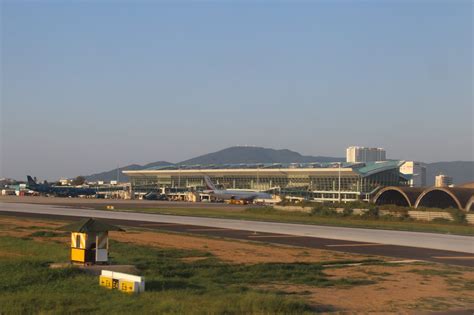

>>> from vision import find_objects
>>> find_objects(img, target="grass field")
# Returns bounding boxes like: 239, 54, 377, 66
103, 206, 474, 236
1, 215, 474, 314
0, 234, 381, 314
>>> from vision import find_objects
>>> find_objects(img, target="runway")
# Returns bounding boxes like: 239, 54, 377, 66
0, 202, 473, 267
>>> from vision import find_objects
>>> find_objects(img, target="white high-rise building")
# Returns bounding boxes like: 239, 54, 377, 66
346, 146, 386, 163
400, 161, 427, 187
435, 174, 453, 187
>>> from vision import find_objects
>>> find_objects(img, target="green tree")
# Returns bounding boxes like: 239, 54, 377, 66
71, 176, 86, 186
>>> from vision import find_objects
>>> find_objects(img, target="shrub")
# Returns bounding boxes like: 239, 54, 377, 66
245, 206, 276, 214
384, 208, 410, 220
448, 208, 467, 224
276, 199, 314, 208
311, 203, 325, 212
342, 208, 353, 216
432, 217, 452, 224
334, 201, 370, 210
29, 231, 65, 237
415, 206, 451, 212
361, 206, 379, 218
380, 204, 411, 211
311, 204, 337, 216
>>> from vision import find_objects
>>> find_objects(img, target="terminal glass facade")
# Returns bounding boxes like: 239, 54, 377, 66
127, 164, 408, 202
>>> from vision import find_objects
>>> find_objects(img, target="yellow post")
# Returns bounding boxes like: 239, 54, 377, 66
70, 232, 87, 263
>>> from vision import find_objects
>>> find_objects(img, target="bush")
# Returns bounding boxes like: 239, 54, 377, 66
361, 206, 379, 218
342, 208, 353, 216
29, 231, 66, 237
415, 206, 452, 212
384, 208, 410, 220
311, 204, 337, 216
277, 199, 314, 208
448, 209, 467, 224
333, 201, 370, 210
432, 218, 453, 224
379, 214, 413, 222
244, 207, 277, 214
311, 203, 325, 211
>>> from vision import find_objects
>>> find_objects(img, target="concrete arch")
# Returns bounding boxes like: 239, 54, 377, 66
415, 188, 463, 210
373, 186, 424, 207
465, 196, 474, 212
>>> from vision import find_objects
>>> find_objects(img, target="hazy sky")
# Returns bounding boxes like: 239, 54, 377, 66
1, 1, 473, 180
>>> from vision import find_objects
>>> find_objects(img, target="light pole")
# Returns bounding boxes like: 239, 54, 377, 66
178, 166, 181, 190
338, 162, 342, 203
256, 165, 260, 190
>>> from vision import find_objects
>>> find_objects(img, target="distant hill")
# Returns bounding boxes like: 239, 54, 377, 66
85, 161, 173, 182
426, 161, 474, 185
84, 146, 473, 185
180, 146, 344, 165
84, 147, 343, 182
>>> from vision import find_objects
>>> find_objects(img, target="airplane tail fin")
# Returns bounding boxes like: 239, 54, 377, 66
27, 175, 37, 186
204, 176, 217, 191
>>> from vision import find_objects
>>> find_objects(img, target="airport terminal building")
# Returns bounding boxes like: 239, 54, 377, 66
124, 161, 410, 202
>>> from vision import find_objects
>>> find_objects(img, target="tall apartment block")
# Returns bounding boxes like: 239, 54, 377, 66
346, 146, 386, 163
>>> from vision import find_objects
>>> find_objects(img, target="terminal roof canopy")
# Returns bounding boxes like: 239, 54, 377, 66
59, 218, 124, 233
135, 160, 406, 178
352, 160, 405, 177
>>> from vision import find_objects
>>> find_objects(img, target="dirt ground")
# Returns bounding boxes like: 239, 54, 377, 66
1, 215, 473, 313
0, 215, 358, 263
263, 264, 474, 313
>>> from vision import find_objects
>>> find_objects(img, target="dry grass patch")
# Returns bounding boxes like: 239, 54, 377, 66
110, 229, 366, 264
262, 264, 474, 313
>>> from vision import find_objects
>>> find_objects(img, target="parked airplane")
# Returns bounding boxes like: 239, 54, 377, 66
142, 191, 168, 201
204, 176, 273, 203
27, 176, 96, 197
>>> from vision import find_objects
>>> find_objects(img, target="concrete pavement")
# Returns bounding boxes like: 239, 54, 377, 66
0, 202, 472, 254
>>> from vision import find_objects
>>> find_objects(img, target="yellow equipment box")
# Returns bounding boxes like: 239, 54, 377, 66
99, 276, 113, 289
119, 280, 137, 293
100, 270, 145, 293
71, 248, 86, 263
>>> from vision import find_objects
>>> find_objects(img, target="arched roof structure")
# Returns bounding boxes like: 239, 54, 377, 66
373, 187, 424, 207
465, 196, 474, 212
414, 187, 474, 211
373, 186, 474, 211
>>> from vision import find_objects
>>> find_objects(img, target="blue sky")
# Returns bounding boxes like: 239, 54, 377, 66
1, 1, 472, 180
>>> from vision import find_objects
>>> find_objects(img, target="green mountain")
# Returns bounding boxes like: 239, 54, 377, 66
85, 146, 343, 182
180, 146, 344, 165
85, 161, 173, 182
